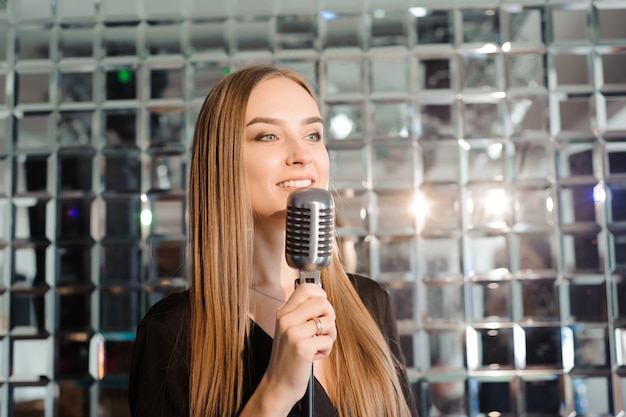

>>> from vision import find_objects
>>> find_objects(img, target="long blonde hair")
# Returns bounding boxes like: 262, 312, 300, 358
188, 64, 411, 417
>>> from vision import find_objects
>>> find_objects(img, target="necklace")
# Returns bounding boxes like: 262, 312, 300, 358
251, 287, 286, 303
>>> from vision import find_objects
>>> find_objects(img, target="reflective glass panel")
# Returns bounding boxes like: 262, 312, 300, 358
470, 281, 512, 321
415, 10, 453, 45
477, 327, 514, 368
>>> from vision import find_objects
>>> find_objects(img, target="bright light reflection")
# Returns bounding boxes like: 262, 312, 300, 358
617, 329, 626, 365
408, 7, 427, 17
320, 10, 336, 20
546, 196, 554, 212
478, 43, 498, 53
593, 183, 606, 204
140, 209, 153, 226
89, 333, 106, 380
562, 327, 574, 372
330, 113, 354, 139
466, 326, 479, 370
372, 8, 385, 18
485, 189, 506, 214
487, 143, 503, 160
458, 138, 471, 150
410, 191, 429, 230
513, 325, 526, 369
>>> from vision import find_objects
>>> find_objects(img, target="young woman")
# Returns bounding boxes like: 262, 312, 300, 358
128, 64, 418, 417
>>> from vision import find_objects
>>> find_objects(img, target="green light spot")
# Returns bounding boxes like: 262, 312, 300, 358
117, 69, 132, 84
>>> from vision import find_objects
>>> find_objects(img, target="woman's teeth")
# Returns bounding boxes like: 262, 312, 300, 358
278, 179, 312, 188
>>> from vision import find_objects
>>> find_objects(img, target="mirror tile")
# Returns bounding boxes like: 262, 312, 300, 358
505, 7, 544, 45
523, 377, 562, 414
471, 281, 512, 321
461, 9, 499, 44
424, 283, 464, 323
562, 232, 602, 273
333, 190, 369, 235
369, 10, 409, 48
328, 146, 367, 189
372, 101, 411, 138
102, 24, 138, 57
374, 189, 416, 235
101, 242, 141, 284
572, 326, 608, 368
58, 24, 94, 59
419, 102, 457, 140
415, 10, 453, 45
513, 187, 554, 228
57, 111, 93, 147
323, 14, 361, 49
57, 244, 92, 286
475, 379, 514, 415
419, 236, 462, 280
427, 329, 465, 369
57, 292, 91, 331
16, 112, 54, 151
570, 376, 610, 414
523, 326, 562, 368
372, 143, 414, 189
551, 8, 590, 44
16, 25, 51, 60
520, 279, 559, 321
601, 53, 626, 88
326, 102, 364, 140
275, 14, 317, 50
567, 278, 608, 322
103, 198, 141, 239
420, 184, 461, 232
478, 327, 514, 368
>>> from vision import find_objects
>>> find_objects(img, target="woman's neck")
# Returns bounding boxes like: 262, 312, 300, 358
251, 222, 298, 293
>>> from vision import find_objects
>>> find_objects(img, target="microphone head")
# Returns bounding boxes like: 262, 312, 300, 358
285, 188, 335, 272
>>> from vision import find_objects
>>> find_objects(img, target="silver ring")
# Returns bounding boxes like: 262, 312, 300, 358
313, 316, 323, 337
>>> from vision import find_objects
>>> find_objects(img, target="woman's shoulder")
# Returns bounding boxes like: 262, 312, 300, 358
347, 273, 390, 299
141, 289, 190, 326
346, 273, 391, 315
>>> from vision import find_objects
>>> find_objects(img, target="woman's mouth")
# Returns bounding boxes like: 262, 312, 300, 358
277, 179, 312, 188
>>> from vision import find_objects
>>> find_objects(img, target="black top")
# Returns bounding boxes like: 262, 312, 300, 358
128, 274, 418, 417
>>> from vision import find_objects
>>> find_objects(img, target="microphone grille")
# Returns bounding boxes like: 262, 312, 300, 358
286, 206, 334, 257
285, 188, 335, 271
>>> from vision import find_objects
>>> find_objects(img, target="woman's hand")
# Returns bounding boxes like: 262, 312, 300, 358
243, 283, 336, 416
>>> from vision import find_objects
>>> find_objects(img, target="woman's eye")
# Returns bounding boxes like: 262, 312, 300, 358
257, 133, 277, 141
305, 132, 322, 141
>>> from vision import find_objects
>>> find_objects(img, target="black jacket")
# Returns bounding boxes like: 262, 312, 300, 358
128, 274, 418, 416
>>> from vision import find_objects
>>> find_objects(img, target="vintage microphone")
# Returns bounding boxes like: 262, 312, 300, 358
285, 187, 334, 417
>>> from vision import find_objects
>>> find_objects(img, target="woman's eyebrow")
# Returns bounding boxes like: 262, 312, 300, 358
246, 117, 278, 127
245, 116, 324, 127
303, 116, 324, 126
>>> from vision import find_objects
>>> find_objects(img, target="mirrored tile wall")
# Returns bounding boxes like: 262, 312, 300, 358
1, 0, 626, 415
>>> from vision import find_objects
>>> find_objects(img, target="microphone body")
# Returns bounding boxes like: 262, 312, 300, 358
285, 188, 335, 287
284, 187, 334, 417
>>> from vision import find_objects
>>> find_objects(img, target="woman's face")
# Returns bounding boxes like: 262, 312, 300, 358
243, 76, 329, 220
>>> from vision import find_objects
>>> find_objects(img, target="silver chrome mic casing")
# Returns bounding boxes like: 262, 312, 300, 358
285, 188, 334, 287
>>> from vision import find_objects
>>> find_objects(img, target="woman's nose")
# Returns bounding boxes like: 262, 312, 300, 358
286, 139, 313, 166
